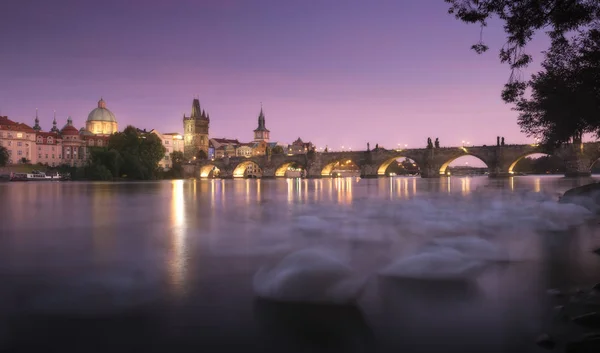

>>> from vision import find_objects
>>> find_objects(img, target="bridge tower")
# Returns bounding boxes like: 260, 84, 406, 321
183, 98, 210, 160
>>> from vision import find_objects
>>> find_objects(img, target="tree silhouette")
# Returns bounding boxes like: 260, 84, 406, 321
0, 146, 9, 167
271, 145, 284, 155
446, 0, 600, 146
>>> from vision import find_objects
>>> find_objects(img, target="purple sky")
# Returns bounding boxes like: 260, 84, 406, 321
0, 0, 550, 165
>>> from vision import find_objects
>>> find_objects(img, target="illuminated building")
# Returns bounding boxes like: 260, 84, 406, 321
0, 116, 36, 164
149, 130, 184, 170
183, 98, 210, 160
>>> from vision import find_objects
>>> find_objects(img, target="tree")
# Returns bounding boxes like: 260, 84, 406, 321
85, 125, 166, 180
516, 30, 600, 147
0, 146, 9, 167
446, 0, 600, 145
165, 151, 185, 179
271, 145, 284, 155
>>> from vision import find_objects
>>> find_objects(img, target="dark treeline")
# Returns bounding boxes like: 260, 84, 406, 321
512, 156, 565, 174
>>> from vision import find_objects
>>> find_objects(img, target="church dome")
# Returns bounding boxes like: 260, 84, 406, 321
87, 98, 117, 123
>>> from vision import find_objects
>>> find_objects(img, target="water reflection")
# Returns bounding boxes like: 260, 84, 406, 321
168, 180, 187, 296
334, 177, 353, 204
461, 177, 471, 196
91, 185, 116, 262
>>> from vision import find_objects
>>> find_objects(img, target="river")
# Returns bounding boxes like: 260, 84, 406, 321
1, 176, 600, 353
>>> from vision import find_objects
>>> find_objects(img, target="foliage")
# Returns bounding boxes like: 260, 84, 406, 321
55, 164, 86, 180
164, 151, 185, 179
85, 125, 166, 181
271, 145, 285, 155
512, 155, 565, 174
516, 29, 600, 147
446, 0, 600, 145
0, 146, 9, 167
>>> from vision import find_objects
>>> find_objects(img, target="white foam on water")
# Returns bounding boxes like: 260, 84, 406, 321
253, 248, 366, 304
429, 236, 510, 262
251, 187, 595, 296
378, 247, 484, 280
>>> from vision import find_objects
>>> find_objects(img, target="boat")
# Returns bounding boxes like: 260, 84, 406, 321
9, 170, 65, 182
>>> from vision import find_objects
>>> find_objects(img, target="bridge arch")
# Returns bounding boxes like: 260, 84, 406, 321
439, 153, 489, 175
232, 160, 262, 178
377, 156, 421, 176
200, 164, 220, 178
507, 152, 557, 174
321, 159, 360, 177
275, 161, 306, 177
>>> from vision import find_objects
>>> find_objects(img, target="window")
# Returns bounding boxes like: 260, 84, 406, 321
38, 154, 41, 159
58, 154, 61, 158
38, 146, 41, 151
37, 137, 42, 143
45, 154, 48, 158
17, 150, 22, 156
17, 133, 23, 138
16, 141, 22, 147
165, 141, 169, 145
52, 154, 54, 158
52, 147, 55, 151
8, 141, 11, 146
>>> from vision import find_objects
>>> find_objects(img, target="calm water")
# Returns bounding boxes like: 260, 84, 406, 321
1, 176, 600, 353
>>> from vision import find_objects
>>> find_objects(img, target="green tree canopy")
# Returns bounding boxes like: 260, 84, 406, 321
516, 29, 600, 146
271, 145, 285, 155
446, 0, 600, 146
0, 146, 9, 167
86, 125, 166, 180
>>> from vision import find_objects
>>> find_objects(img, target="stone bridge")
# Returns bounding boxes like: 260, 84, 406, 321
185, 143, 600, 179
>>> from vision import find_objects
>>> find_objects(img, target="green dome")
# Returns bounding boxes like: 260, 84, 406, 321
87, 98, 116, 123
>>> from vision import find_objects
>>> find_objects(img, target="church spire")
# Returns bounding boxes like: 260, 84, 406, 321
191, 98, 201, 118
50, 111, 59, 133
33, 108, 41, 131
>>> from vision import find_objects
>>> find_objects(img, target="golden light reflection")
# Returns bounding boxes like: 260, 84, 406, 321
461, 177, 471, 196
334, 177, 353, 204
168, 180, 187, 296
509, 176, 515, 191
245, 178, 251, 205
91, 185, 116, 262
412, 178, 417, 195
534, 177, 541, 193
287, 178, 294, 204
256, 179, 261, 202
313, 179, 323, 202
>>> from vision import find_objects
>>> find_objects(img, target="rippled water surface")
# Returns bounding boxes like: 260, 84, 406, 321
1, 176, 600, 353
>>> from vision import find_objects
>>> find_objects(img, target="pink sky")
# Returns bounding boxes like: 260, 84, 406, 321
0, 0, 553, 166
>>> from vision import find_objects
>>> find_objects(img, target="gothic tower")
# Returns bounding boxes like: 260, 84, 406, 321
253, 106, 270, 142
183, 98, 210, 160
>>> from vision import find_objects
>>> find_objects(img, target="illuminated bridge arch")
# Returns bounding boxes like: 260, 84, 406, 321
377, 155, 421, 176
200, 164, 220, 178
321, 159, 360, 177
507, 152, 555, 174
232, 160, 262, 178
275, 161, 306, 177
438, 153, 489, 175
